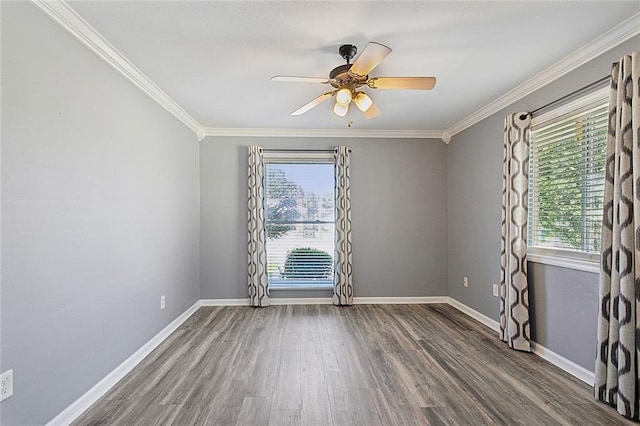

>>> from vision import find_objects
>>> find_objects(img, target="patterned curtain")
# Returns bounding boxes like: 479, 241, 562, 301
333, 146, 353, 306
247, 146, 269, 307
499, 113, 531, 352
595, 52, 639, 419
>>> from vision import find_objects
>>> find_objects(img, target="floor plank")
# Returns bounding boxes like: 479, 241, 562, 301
74, 304, 634, 425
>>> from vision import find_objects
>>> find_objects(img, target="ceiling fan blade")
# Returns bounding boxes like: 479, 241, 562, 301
349, 42, 392, 77
291, 92, 334, 116
361, 102, 381, 119
368, 77, 437, 90
271, 75, 330, 84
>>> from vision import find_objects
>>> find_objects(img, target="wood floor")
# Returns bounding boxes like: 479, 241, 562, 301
74, 304, 633, 425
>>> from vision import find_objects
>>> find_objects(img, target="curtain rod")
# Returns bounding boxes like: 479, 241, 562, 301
262, 148, 351, 153
523, 75, 610, 119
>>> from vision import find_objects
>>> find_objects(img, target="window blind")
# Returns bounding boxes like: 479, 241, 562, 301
264, 161, 335, 286
528, 99, 608, 256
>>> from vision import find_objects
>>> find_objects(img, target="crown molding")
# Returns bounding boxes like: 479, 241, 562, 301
31, 0, 205, 140
445, 11, 640, 139
34, 1, 638, 145
202, 127, 447, 141
441, 131, 451, 144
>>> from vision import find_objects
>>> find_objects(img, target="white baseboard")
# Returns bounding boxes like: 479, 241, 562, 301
270, 297, 333, 305
200, 297, 332, 306
353, 296, 449, 304
199, 296, 448, 306
199, 298, 250, 306
46, 301, 201, 426
447, 297, 595, 386
270, 297, 333, 306
447, 297, 500, 332
531, 342, 594, 385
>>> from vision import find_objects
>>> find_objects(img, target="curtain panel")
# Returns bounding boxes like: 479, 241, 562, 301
333, 146, 353, 306
595, 52, 639, 419
500, 112, 532, 352
247, 146, 269, 307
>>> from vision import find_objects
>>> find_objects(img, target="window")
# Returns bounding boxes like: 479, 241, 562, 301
263, 152, 335, 289
527, 88, 608, 270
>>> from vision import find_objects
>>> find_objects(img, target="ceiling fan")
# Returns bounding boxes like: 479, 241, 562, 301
271, 42, 436, 119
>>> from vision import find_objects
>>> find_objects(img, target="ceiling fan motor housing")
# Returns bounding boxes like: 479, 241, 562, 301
329, 64, 368, 89
330, 45, 368, 89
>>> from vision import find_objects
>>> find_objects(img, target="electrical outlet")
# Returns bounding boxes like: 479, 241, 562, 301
493, 284, 499, 297
463, 277, 468, 287
160, 295, 165, 310
1, 369, 13, 402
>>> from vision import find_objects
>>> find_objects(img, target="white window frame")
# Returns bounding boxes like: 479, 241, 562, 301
263, 151, 336, 290
527, 87, 608, 274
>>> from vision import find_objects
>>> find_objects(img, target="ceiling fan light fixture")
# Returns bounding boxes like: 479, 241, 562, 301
354, 92, 373, 112
333, 102, 349, 117
335, 87, 352, 105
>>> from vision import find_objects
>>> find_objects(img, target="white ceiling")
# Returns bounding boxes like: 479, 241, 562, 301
66, 1, 639, 133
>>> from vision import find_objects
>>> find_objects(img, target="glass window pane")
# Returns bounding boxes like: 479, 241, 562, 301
264, 162, 335, 286
528, 99, 607, 257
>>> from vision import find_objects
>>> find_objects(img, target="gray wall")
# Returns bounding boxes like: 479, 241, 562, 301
447, 33, 640, 371
200, 137, 448, 299
1, 3, 200, 424
528, 263, 598, 369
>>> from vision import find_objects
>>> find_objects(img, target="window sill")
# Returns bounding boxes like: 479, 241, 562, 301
527, 252, 600, 274
269, 282, 334, 291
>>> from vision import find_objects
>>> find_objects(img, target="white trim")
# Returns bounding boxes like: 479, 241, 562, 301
199, 298, 250, 306
270, 297, 333, 305
445, 12, 640, 138
447, 297, 500, 332
527, 253, 600, 274
268, 284, 335, 291
353, 296, 449, 304
531, 342, 594, 385
199, 296, 448, 305
263, 152, 335, 162
31, 0, 204, 140
202, 127, 446, 141
441, 131, 452, 144
45, 301, 201, 426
